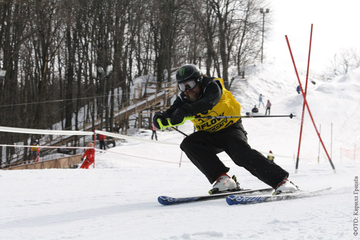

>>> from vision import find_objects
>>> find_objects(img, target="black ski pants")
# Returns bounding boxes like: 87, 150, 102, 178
180, 120, 289, 189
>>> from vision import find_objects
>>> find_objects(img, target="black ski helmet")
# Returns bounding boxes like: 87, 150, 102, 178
176, 64, 203, 83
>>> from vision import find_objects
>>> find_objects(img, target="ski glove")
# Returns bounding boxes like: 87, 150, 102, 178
153, 111, 169, 129
170, 103, 196, 125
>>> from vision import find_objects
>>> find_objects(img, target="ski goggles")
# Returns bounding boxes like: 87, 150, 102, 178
178, 79, 198, 92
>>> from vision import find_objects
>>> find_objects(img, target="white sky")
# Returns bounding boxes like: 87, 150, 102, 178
265, 0, 360, 74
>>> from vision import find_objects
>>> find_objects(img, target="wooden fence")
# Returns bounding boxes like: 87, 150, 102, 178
3, 154, 82, 170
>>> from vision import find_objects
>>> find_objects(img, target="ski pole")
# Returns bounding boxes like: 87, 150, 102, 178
171, 126, 188, 137
157, 114, 295, 131
190, 113, 295, 120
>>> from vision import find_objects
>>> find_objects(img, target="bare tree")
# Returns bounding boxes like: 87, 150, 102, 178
187, 0, 266, 89
231, 0, 265, 87
0, 0, 273, 159
327, 48, 360, 77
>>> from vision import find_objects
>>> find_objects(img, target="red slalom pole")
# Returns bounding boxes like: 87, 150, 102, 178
285, 30, 336, 173
93, 130, 96, 168
295, 24, 313, 173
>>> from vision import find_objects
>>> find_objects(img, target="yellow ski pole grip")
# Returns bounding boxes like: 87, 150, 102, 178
156, 116, 194, 130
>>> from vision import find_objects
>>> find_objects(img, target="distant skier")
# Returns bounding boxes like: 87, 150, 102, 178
265, 99, 271, 115
296, 85, 301, 94
267, 150, 275, 162
258, 94, 265, 108
31, 140, 40, 162
98, 133, 106, 151
251, 105, 259, 113
151, 122, 158, 140
80, 142, 95, 169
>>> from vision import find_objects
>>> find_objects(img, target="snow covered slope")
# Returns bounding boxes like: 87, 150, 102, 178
1, 64, 359, 240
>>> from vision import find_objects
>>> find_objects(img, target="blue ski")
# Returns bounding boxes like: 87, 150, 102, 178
226, 187, 332, 205
158, 188, 273, 205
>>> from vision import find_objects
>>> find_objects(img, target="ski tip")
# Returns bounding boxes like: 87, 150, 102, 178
158, 196, 171, 205
226, 195, 237, 205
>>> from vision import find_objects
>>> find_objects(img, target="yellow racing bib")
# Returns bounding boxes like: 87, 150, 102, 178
191, 78, 241, 133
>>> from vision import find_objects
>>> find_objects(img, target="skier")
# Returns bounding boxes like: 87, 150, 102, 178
31, 140, 40, 162
80, 142, 95, 169
265, 99, 271, 115
98, 133, 106, 151
153, 64, 298, 195
267, 150, 275, 162
151, 122, 158, 140
251, 105, 259, 113
259, 94, 265, 108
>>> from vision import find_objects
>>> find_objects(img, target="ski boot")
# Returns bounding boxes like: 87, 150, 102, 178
208, 174, 241, 195
273, 178, 299, 195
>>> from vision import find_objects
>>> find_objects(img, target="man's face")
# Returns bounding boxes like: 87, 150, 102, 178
183, 83, 201, 102
178, 79, 201, 102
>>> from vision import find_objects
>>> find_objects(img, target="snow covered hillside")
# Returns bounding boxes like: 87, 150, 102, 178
1, 64, 359, 240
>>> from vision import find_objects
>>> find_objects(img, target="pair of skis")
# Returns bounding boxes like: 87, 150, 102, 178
158, 187, 331, 206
